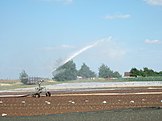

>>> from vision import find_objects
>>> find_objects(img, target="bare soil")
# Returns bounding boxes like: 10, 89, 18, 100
0, 87, 162, 117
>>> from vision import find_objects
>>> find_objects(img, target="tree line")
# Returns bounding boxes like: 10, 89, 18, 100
19, 62, 162, 84
130, 67, 162, 77
52, 60, 121, 81
19, 60, 121, 84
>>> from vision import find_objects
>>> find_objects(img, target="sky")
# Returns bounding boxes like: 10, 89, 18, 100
0, 0, 162, 79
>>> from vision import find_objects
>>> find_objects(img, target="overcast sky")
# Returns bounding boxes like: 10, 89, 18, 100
0, 0, 162, 79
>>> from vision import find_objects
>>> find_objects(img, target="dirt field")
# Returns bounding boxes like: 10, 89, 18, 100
0, 87, 162, 117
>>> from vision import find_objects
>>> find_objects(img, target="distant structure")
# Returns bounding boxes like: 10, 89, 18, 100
77, 76, 83, 80
124, 72, 131, 78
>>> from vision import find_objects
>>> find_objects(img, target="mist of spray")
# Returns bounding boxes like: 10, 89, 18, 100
51, 37, 111, 74
63, 41, 99, 65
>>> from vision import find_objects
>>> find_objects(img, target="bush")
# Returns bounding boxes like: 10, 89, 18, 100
19, 70, 28, 84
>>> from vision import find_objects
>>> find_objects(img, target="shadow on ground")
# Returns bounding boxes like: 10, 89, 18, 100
1, 107, 162, 121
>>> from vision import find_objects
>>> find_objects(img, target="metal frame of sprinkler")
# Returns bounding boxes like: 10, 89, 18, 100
32, 80, 51, 98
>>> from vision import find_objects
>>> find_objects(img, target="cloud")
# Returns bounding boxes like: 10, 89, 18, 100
104, 14, 131, 20
145, 39, 161, 44
86, 37, 126, 61
144, 0, 162, 6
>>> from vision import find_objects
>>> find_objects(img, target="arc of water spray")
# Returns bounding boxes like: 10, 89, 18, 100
51, 37, 112, 73
63, 41, 99, 65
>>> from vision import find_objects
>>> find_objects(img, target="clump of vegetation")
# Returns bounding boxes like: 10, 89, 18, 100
19, 70, 28, 84
98, 64, 121, 78
130, 67, 162, 77
121, 76, 162, 81
120, 67, 162, 81
78, 63, 96, 79
53, 60, 78, 81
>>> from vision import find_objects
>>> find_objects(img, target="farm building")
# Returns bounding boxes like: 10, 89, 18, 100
124, 72, 131, 77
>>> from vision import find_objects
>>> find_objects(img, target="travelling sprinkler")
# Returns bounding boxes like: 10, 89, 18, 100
32, 80, 51, 98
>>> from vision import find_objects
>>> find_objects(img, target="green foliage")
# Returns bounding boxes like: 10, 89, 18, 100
98, 64, 121, 78
130, 67, 161, 77
159, 71, 162, 76
113, 71, 122, 78
99, 64, 111, 78
53, 60, 77, 81
121, 76, 162, 81
130, 68, 139, 77
19, 70, 28, 84
78, 63, 96, 78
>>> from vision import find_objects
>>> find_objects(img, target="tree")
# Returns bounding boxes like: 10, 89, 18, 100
143, 67, 155, 77
113, 71, 122, 78
53, 60, 77, 81
130, 68, 139, 77
98, 64, 121, 78
98, 64, 113, 78
19, 70, 28, 84
159, 71, 162, 76
78, 63, 96, 79
139, 69, 145, 77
